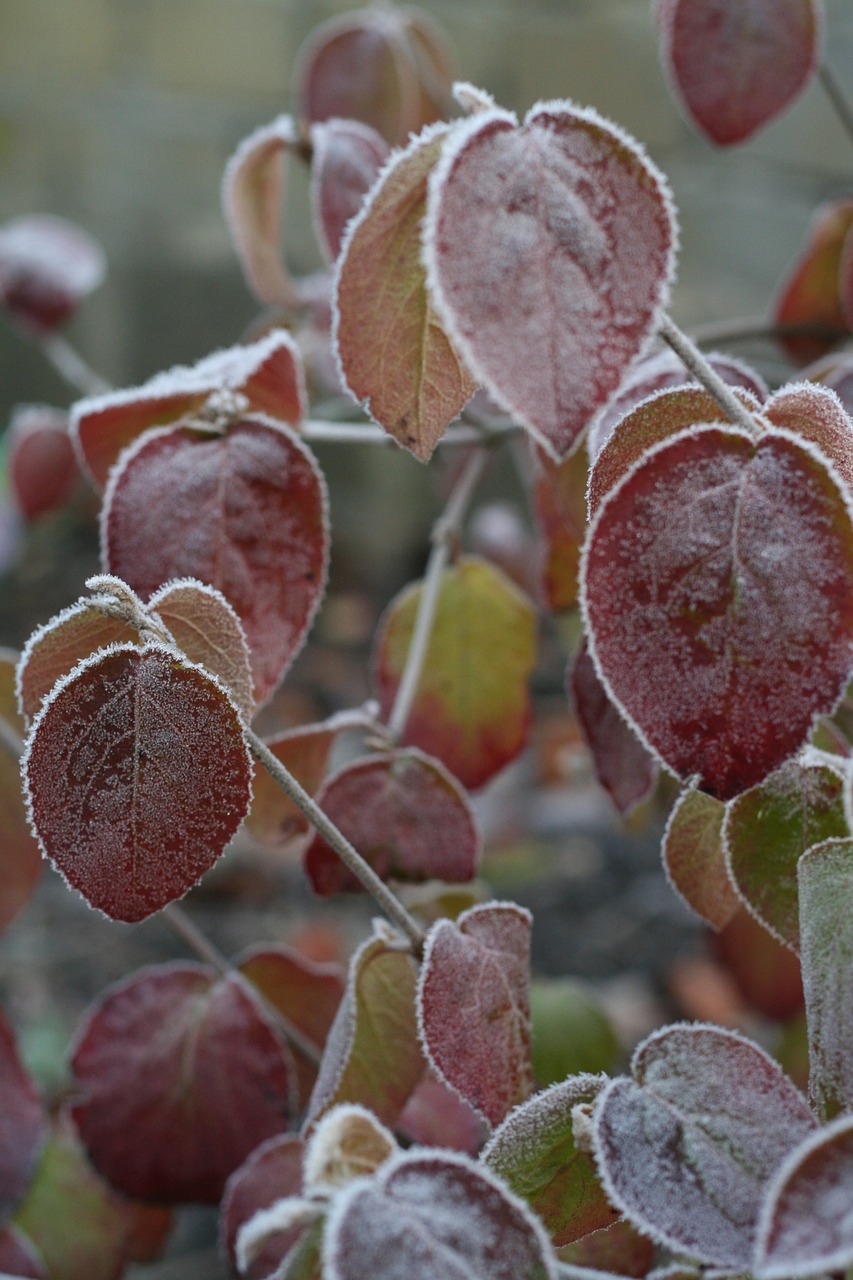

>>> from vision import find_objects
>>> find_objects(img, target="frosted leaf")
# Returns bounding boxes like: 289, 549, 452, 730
592, 1023, 816, 1267
662, 786, 738, 930
70, 964, 296, 1203
418, 902, 534, 1128
310, 118, 389, 263
764, 380, 853, 494
555, 1219, 654, 1276
587, 349, 766, 463
148, 579, 255, 722
0, 1013, 44, 1216
8, 405, 78, 522
23, 642, 252, 922
754, 1114, 853, 1278
481, 1074, 617, 1246
724, 754, 847, 950
102, 415, 329, 705
373, 556, 537, 790
423, 100, 677, 460
304, 1104, 396, 1193
237, 1199, 321, 1277
774, 198, 853, 365
71, 330, 306, 489
334, 122, 477, 460
532, 441, 589, 611
0, 215, 105, 333
581, 424, 853, 799
798, 838, 853, 1120
655, 0, 822, 146
304, 928, 424, 1134
220, 1133, 306, 1280
303, 749, 480, 894
324, 1149, 557, 1280
569, 638, 658, 817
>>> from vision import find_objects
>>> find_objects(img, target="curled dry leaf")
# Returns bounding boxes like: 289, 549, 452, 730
424, 99, 676, 460
0, 214, 105, 334
304, 1103, 397, 1193
23, 642, 252, 922
656, 0, 822, 146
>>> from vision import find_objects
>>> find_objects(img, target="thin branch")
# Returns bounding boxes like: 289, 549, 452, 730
819, 61, 853, 151
300, 419, 516, 446
246, 727, 426, 954
690, 315, 849, 349
0, 717, 25, 762
39, 333, 110, 397
658, 313, 762, 435
387, 446, 489, 743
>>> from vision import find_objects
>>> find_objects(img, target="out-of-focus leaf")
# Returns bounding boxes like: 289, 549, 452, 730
662, 787, 738, 930
8, 406, 78, 522
220, 1134, 306, 1280
774, 198, 853, 364
0, 215, 105, 333
0, 1013, 44, 1217
310, 118, 389, 264
532, 442, 588, 611
530, 978, 619, 1086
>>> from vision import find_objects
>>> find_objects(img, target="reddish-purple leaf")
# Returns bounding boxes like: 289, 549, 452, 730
774, 198, 853, 364
148, 579, 255, 722
556, 1220, 654, 1276
755, 1114, 853, 1278
0, 215, 105, 334
23, 642, 252, 922
396, 1069, 485, 1154
656, 0, 822, 146
482, 1075, 618, 1247
8, 406, 78, 522
304, 749, 480, 894
102, 415, 329, 705
220, 1134, 306, 1280
71, 964, 294, 1203
724, 753, 847, 950
570, 638, 658, 817
424, 101, 676, 460
0, 1013, 44, 1216
593, 1023, 816, 1268
373, 556, 537, 791
238, 944, 344, 1106
418, 902, 533, 1128
798, 838, 853, 1120
532, 442, 589, 611
0, 1225, 44, 1279
324, 1149, 557, 1280
334, 122, 478, 460
310, 118, 389, 263
305, 928, 425, 1134
662, 786, 739, 930
582, 424, 853, 799
803, 349, 853, 419
71, 331, 306, 489
295, 9, 454, 148
764, 380, 853, 492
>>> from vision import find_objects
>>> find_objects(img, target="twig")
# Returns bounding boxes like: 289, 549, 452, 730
387, 446, 489, 743
39, 333, 110, 397
300, 419, 516, 446
659, 313, 762, 435
689, 316, 849, 349
819, 61, 853, 152
246, 728, 426, 954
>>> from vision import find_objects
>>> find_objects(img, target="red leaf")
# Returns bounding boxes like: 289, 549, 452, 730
71, 331, 306, 489
324, 1149, 557, 1280
0, 1225, 44, 1279
0, 215, 105, 334
70, 964, 295, 1203
423, 101, 676, 459
220, 1134, 306, 1280
418, 902, 533, 1127
0, 1013, 44, 1216
102, 416, 329, 705
774, 198, 853, 365
23, 643, 252, 923
303, 749, 480, 894
310, 118, 389, 263
396, 1070, 485, 1154
8, 407, 78, 522
764, 380, 853, 493
582, 424, 853, 799
656, 0, 822, 145
570, 638, 658, 816
593, 1023, 817, 1268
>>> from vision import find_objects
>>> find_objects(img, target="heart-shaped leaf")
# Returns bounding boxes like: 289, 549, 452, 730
70, 964, 295, 1203
102, 415, 329, 705
23, 642, 252, 922
592, 1023, 817, 1268
482, 1074, 617, 1246
220, 1134, 306, 1280
373, 556, 536, 790
0, 1013, 44, 1217
582, 424, 853, 799
424, 100, 676, 459
755, 1114, 853, 1278
71, 330, 306, 488
8, 406, 78, 522
418, 902, 533, 1128
764, 380, 853, 492
310, 118, 389, 263
774, 198, 853, 364
0, 215, 105, 334
662, 786, 738, 930
324, 1149, 557, 1280
334, 122, 478, 460
303, 749, 480, 894
724, 753, 847, 950
655, 0, 822, 146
